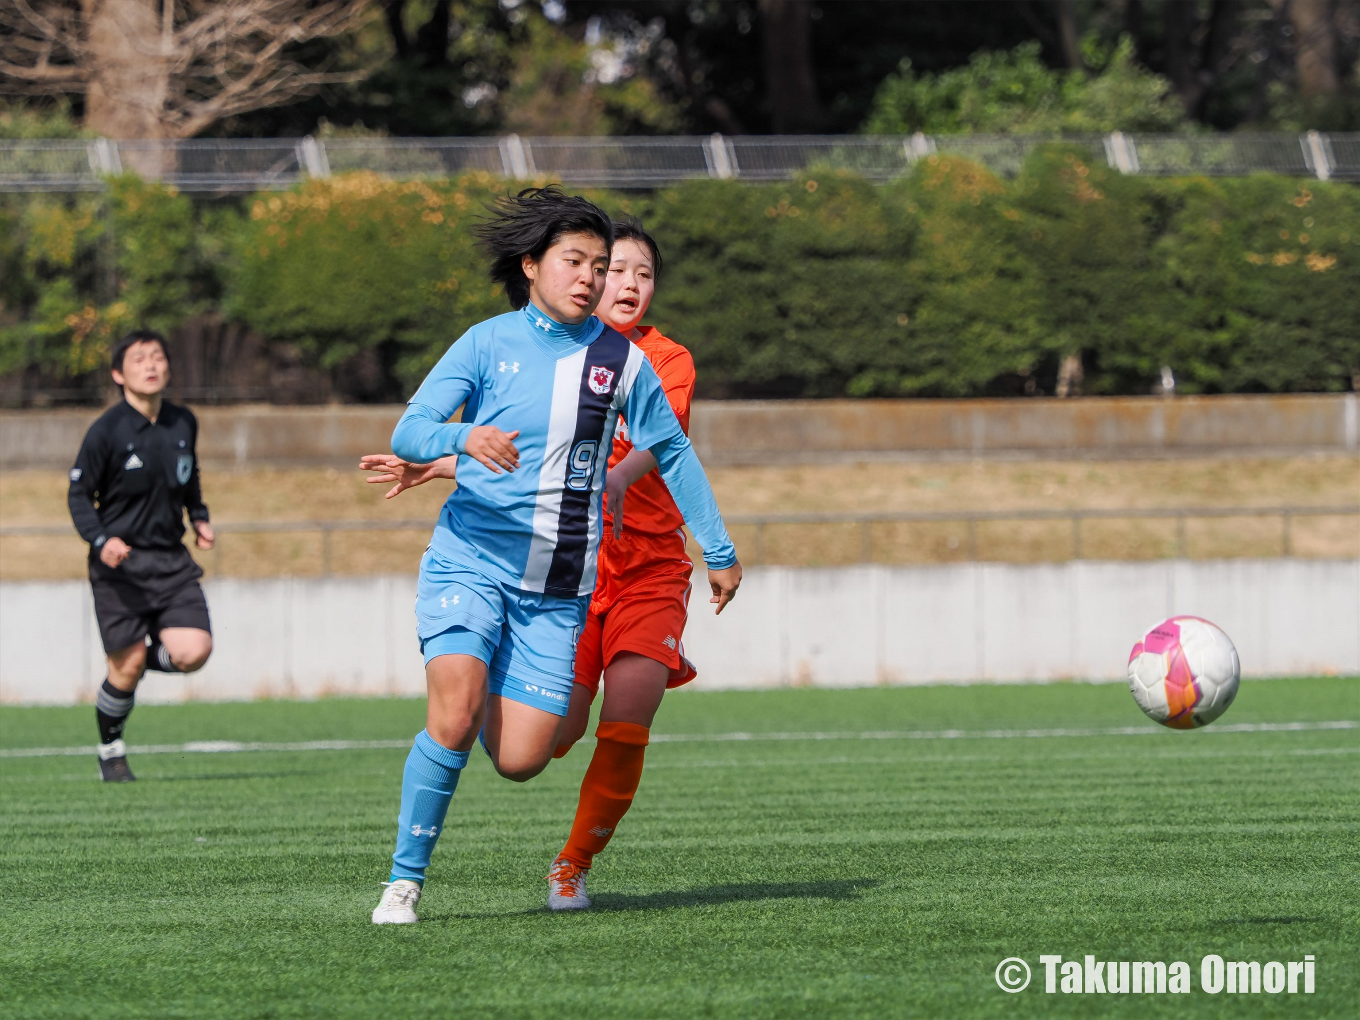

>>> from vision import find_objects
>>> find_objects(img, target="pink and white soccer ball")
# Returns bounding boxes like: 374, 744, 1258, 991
1128, 616, 1240, 729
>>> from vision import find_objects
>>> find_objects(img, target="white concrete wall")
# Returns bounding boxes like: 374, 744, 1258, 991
2, 559, 1357, 705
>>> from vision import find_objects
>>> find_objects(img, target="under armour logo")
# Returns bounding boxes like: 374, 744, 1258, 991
410, 825, 438, 837
535, 317, 551, 331
498, 361, 520, 373
441, 594, 460, 608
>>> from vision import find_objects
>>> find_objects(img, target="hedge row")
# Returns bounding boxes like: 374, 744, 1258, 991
3, 148, 1358, 399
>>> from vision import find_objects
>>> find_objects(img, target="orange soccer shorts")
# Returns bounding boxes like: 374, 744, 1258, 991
573, 529, 697, 697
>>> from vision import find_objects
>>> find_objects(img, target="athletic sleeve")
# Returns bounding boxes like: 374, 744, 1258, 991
183, 411, 209, 524
623, 361, 736, 569
656, 346, 696, 434
651, 435, 737, 570
391, 328, 481, 463
67, 422, 108, 547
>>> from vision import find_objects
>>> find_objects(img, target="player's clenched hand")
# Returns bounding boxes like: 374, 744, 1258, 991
360, 454, 457, 499
464, 426, 520, 474
193, 521, 215, 550
100, 536, 131, 569
708, 562, 742, 615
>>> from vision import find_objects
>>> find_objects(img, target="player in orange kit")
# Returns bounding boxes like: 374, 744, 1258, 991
542, 219, 701, 910
360, 218, 736, 910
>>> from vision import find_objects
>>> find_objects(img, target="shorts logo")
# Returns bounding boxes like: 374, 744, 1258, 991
69, 468, 82, 482
440, 594, 460, 608
588, 365, 615, 395
175, 453, 193, 485
663, 635, 677, 650
124, 453, 143, 470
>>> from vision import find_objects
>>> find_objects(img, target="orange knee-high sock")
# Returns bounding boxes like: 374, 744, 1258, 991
558, 721, 649, 869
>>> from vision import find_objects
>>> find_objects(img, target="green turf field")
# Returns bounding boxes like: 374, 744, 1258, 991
2, 679, 1356, 1019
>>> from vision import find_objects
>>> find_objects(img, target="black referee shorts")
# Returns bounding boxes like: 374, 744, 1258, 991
89, 545, 212, 654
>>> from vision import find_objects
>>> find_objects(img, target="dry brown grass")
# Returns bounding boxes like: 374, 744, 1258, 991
2, 455, 1356, 579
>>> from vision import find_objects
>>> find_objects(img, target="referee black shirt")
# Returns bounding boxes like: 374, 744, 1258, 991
67, 400, 210, 552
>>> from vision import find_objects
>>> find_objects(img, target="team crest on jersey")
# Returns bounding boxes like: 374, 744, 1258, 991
588, 365, 615, 395
176, 453, 193, 485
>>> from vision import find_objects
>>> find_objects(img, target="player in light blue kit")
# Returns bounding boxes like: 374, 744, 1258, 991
371, 188, 743, 924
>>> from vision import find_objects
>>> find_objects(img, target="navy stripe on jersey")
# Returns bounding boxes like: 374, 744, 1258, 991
543, 328, 632, 596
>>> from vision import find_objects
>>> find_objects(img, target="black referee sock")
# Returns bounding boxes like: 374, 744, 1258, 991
145, 638, 177, 673
95, 679, 135, 745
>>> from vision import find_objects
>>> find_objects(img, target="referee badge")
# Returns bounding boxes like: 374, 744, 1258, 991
176, 453, 193, 485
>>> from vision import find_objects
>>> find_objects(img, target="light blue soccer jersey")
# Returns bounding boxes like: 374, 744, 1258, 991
393, 303, 735, 598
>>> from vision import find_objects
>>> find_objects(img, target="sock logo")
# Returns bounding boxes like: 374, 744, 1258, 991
589, 826, 613, 838
410, 825, 439, 838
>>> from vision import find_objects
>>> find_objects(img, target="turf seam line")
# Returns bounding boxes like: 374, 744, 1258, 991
1, 721, 1353, 758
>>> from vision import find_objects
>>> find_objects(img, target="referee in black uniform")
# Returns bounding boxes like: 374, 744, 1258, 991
68, 330, 215, 782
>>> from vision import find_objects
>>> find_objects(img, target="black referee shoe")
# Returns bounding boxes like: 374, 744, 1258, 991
99, 756, 136, 782
97, 740, 136, 782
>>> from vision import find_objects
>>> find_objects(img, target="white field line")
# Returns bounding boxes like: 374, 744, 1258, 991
0, 739, 414, 759
649, 720, 1359, 743
0, 720, 1353, 760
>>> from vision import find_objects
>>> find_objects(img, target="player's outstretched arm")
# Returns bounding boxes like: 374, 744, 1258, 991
360, 454, 458, 499
622, 358, 740, 612
648, 433, 742, 614
392, 328, 519, 471
392, 406, 520, 474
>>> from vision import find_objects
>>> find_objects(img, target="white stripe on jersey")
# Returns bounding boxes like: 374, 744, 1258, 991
520, 348, 589, 593
615, 343, 647, 407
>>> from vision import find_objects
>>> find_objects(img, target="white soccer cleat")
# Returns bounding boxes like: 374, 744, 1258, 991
547, 858, 591, 911
371, 880, 422, 924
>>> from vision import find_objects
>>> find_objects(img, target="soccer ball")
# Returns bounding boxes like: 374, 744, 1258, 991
1127, 617, 1240, 729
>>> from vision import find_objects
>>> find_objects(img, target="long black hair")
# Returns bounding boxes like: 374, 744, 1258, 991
611, 215, 662, 283
475, 186, 614, 310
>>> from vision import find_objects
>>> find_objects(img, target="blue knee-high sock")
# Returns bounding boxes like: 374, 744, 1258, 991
390, 730, 468, 884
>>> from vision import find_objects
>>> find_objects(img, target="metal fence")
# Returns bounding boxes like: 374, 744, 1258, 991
2, 132, 1357, 192
3, 504, 1355, 573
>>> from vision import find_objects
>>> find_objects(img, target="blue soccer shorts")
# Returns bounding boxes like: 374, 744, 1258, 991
414, 548, 589, 717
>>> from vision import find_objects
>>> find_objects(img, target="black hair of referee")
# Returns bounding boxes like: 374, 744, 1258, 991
67, 329, 216, 782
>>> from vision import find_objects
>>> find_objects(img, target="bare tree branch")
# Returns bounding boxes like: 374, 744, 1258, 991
0, 0, 377, 137
0, 0, 89, 89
